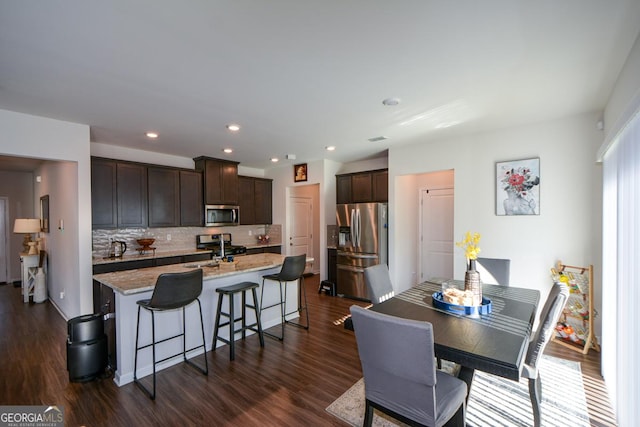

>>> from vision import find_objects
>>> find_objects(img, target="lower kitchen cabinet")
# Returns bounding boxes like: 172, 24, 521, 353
328, 248, 337, 285
93, 281, 117, 370
245, 246, 281, 255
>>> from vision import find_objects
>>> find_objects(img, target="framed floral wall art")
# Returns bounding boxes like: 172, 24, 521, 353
496, 158, 540, 216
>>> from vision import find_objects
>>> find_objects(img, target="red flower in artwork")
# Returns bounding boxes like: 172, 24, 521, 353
501, 165, 539, 197
508, 174, 525, 187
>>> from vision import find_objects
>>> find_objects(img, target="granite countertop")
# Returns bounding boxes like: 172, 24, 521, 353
93, 253, 296, 295
93, 249, 212, 265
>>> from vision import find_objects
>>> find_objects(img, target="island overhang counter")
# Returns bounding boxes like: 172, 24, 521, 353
93, 253, 310, 386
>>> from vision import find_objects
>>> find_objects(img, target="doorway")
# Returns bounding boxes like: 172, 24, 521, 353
419, 186, 454, 282
287, 184, 320, 275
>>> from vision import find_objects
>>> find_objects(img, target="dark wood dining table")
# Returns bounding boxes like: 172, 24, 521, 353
366, 278, 540, 392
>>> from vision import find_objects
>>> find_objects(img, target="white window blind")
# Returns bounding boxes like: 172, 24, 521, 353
602, 109, 640, 427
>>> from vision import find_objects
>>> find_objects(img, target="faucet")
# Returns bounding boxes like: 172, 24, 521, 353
219, 235, 225, 258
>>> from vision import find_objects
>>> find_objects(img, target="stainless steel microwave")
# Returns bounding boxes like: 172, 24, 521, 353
205, 205, 239, 226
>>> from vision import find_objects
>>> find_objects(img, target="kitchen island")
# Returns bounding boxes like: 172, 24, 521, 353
93, 253, 308, 386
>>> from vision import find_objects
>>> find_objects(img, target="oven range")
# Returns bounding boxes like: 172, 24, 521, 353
196, 233, 247, 257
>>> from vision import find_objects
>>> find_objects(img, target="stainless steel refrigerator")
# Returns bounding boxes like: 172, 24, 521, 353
336, 203, 388, 300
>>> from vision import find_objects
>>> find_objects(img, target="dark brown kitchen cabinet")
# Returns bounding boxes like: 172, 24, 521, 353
372, 170, 388, 202
239, 175, 273, 225
328, 247, 337, 285
194, 156, 239, 205
91, 158, 118, 228
245, 246, 281, 255
93, 281, 116, 369
336, 169, 388, 204
91, 158, 148, 229
351, 173, 372, 202
336, 174, 352, 205
148, 167, 180, 227
179, 170, 203, 226
117, 162, 148, 228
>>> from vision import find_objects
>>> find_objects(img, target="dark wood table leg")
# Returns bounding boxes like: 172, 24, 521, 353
458, 365, 476, 404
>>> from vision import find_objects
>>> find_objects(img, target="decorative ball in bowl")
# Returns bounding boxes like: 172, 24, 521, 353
136, 238, 155, 248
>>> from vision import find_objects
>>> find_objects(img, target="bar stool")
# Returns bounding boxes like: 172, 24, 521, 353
212, 281, 264, 360
259, 254, 308, 341
134, 269, 208, 400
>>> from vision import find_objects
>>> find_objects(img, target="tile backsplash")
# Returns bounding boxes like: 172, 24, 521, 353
92, 224, 282, 258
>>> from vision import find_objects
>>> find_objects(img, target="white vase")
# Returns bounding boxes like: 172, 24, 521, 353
34, 268, 47, 303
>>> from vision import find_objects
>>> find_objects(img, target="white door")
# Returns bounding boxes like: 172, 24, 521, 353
419, 188, 454, 281
289, 196, 313, 271
0, 197, 8, 283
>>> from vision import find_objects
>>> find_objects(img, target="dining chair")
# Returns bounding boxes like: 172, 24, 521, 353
476, 257, 511, 286
520, 281, 569, 427
350, 305, 467, 427
363, 263, 394, 304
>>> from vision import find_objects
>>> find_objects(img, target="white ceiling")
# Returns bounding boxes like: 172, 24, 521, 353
1, 1, 639, 170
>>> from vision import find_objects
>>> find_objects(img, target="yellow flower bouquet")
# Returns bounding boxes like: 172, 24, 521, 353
456, 231, 481, 261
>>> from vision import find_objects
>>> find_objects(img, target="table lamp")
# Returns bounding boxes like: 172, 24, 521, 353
14, 218, 41, 254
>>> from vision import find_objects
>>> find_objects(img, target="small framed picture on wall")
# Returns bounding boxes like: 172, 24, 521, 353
496, 157, 540, 216
294, 163, 308, 182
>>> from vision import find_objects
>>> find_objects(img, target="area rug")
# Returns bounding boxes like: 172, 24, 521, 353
326, 355, 590, 427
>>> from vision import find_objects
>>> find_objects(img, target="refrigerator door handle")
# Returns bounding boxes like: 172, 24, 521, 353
337, 264, 364, 273
355, 208, 361, 247
350, 208, 356, 247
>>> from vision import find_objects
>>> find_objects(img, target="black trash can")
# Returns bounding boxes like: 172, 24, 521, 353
67, 313, 107, 382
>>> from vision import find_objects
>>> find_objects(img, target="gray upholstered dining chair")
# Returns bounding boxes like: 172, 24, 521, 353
350, 305, 467, 427
476, 257, 511, 286
363, 263, 394, 304
520, 282, 569, 427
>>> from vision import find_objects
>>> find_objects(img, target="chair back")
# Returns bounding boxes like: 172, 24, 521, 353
524, 282, 569, 374
364, 263, 394, 304
149, 269, 203, 310
476, 257, 511, 286
275, 254, 306, 281
350, 305, 439, 421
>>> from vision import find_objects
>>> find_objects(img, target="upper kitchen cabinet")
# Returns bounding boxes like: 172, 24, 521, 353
179, 170, 203, 226
148, 167, 202, 227
91, 158, 118, 228
238, 176, 272, 225
194, 156, 239, 205
116, 162, 148, 228
336, 169, 388, 204
147, 167, 180, 227
91, 158, 147, 229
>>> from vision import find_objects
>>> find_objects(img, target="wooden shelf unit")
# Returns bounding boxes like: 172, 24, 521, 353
552, 261, 600, 355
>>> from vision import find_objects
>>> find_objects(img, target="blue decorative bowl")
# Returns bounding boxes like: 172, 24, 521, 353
432, 292, 492, 316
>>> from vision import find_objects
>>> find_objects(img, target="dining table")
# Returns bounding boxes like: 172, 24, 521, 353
364, 278, 540, 394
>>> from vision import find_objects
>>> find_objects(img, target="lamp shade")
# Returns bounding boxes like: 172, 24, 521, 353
14, 218, 41, 233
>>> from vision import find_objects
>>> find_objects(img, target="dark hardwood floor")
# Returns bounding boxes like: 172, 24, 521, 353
0, 277, 617, 426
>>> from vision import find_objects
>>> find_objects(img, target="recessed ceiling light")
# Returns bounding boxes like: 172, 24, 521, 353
325, 146, 336, 151
382, 97, 400, 106
270, 157, 279, 163
223, 148, 233, 154
226, 124, 240, 132
146, 132, 159, 139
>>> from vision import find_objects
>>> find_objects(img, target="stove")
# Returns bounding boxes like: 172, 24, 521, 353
196, 233, 247, 257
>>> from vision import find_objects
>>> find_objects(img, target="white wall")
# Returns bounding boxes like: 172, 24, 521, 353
268, 158, 339, 280
389, 112, 603, 325
0, 109, 91, 319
